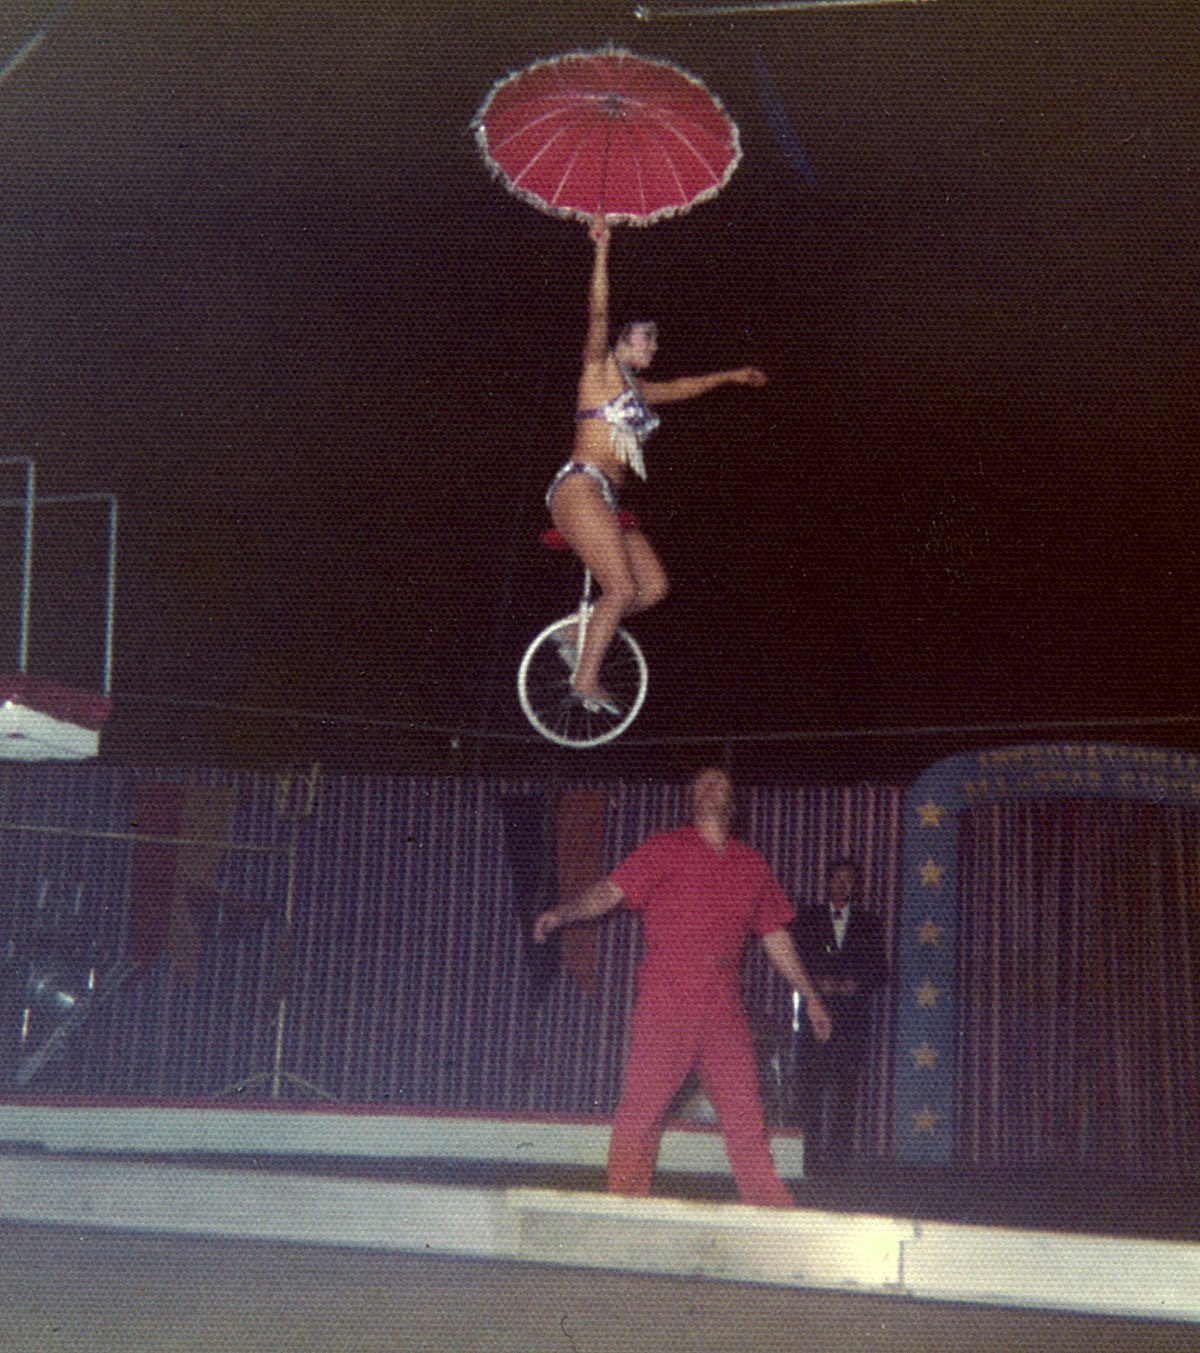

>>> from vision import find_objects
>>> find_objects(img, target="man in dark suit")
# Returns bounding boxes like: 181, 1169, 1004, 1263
788, 858, 889, 1170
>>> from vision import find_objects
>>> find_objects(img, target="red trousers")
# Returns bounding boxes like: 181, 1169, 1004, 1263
607, 979, 794, 1208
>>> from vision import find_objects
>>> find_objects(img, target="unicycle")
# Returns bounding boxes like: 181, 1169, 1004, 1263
518, 515, 649, 748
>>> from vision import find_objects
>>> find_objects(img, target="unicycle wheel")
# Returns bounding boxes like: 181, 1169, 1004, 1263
517, 616, 648, 748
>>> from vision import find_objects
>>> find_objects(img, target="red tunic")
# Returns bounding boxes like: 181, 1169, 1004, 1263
605, 826, 797, 1207
610, 825, 794, 993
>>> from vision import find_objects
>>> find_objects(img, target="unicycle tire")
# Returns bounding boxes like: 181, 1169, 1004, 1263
517, 616, 648, 748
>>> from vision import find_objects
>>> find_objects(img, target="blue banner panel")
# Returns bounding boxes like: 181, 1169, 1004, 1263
894, 742, 1200, 1164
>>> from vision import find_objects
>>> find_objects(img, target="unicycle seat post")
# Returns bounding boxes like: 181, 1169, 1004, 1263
578, 568, 594, 638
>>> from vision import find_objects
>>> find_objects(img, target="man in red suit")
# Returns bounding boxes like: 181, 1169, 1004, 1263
788, 858, 889, 1171
534, 768, 831, 1207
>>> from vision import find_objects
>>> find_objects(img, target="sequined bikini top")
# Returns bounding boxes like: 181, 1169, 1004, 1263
575, 364, 660, 480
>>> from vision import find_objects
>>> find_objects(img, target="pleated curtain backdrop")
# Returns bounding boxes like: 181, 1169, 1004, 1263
0, 765, 904, 1154
957, 798, 1200, 1178
8, 763, 1200, 1176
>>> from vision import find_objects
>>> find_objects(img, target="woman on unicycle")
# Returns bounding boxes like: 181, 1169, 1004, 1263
545, 216, 769, 716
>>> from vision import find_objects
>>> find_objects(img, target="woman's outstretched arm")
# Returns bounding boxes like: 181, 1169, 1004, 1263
638, 366, 767, 403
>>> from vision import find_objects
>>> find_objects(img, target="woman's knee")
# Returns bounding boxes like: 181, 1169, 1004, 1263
623, 533, 669, 612
598, 570, 639, 613
641, 570, 669, 609
625, 565, 668, 613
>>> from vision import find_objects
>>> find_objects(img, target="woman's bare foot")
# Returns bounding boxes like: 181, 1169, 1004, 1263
570, 683, 622, 717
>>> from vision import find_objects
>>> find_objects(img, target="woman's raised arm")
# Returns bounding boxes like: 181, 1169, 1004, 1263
582, 216, 612, 366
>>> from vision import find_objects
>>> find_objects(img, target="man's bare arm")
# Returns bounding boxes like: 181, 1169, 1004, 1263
761, 928, 832, 1041
533, 879, 624, 945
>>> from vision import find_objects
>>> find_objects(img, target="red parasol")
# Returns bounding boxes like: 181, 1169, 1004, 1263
473, 48, 741, 226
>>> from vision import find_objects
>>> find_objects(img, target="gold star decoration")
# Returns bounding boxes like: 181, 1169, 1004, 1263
916, 918, 943, 948
913, 1106, 943, 1136
919, 858, 945, 887
915, 980, 941, 1008
912, 1043, 939, 1070
917, 799, 945, 828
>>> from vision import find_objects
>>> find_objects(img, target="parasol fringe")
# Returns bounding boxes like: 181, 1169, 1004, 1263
471, 47, 742, 227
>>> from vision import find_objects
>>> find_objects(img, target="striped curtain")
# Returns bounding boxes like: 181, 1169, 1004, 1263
738, 781, 902, 1156
957, 799, 1200, 1178
0, 765, 902, 1154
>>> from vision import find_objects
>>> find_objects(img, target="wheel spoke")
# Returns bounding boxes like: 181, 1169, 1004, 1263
518, 617, 648, 748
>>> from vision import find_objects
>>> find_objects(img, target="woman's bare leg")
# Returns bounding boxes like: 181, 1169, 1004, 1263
622, 529, 669, 614
549, 476, 640, 702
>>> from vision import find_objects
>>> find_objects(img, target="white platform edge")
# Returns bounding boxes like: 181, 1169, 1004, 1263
0, 1155, 509, 1258
1, 1154, 1197, 1324
509, 1185, 913, 1291
904, 1216, 1200, 1326
0, 702, 99, 761
0, 1101, 804, 1178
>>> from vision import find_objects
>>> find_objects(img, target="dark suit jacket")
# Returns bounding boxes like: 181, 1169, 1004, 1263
789, 904, 889, 1061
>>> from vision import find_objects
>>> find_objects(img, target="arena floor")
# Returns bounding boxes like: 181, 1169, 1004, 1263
3, 1221, 1196, 1353
2, 1102, 1197, 1350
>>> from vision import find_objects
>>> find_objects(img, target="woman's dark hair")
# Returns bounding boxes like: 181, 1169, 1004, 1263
615, 320, 658, 347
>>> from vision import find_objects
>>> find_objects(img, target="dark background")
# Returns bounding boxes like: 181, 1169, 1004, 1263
2, 0, 1198, 780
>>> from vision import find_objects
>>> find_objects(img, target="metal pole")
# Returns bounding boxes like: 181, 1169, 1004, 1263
20, 460, 34, 673
103, 496, 117, 696
0, 457, 37, 672
635, 0, 930, 18
269, 764, 318, 1100
0, 458, 38, 674
0, 820, 279, 852
0, 490, 119, 695
271, 815, 299, 1099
